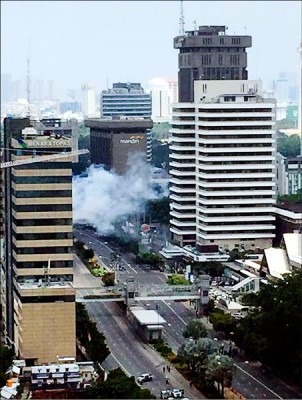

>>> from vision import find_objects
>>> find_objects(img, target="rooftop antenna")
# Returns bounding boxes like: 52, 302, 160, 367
26, 40, 31, 119
179, 0, 185, 36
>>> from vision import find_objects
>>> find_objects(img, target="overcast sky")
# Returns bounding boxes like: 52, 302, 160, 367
1, 0, 301, 93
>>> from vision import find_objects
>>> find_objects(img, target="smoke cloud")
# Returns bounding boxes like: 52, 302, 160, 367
73, 154, 166, 234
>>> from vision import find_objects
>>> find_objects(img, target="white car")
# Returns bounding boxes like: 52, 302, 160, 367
160, 389, 172, 399
137, 373, 153, 383
171, 388, 184, 398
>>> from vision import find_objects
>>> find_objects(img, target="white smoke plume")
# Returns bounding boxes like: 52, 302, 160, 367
73, 154, 166, 234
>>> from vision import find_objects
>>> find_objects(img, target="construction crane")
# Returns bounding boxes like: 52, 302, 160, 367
0, 148, 89, 169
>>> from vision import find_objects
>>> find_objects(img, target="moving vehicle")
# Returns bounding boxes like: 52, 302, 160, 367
137, 373, 153, 383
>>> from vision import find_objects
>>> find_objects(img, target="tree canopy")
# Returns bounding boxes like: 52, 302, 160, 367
84, 368, 155, 399
205, 354, 235, 397
145, 197, 170, 224
166, 274, 189, 285
277, 132, 300, 157
76, 303, 110, 363
183, 319, 208, 340
234, 270, 302, 387
0, 344, 15, 387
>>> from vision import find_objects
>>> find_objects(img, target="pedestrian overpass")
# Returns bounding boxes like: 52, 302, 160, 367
75, 276, 210, 306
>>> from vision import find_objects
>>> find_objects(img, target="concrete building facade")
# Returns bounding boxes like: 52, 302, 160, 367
169, 80, 276, 250
86, 118, 153, 174
174, 25, 252, 102
276, 153, 302, 195
2, 117, 76, 364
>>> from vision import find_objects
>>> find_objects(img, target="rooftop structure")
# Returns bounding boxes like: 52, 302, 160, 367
174, 25, 252, 102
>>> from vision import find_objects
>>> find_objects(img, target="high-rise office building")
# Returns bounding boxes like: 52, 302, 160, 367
174, 25, 252, 102
82, 83, 96, 117
170, 26, 276, 251
100, 82, 152, 119
2, 118, 76, 364
86, 118, 153, 174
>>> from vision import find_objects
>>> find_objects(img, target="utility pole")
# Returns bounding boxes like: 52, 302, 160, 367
298, 42, 302, 155
179, 0, 185, 36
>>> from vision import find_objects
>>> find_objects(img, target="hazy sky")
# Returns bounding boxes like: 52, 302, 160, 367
1, 0, 301, 93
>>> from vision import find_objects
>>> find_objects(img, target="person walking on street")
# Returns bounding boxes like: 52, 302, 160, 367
167, 365, 170, 373
163, 366, 166, 373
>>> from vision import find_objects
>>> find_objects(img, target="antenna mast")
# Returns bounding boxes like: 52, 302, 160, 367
26, 55, 31, 118
179, 0, 185, 36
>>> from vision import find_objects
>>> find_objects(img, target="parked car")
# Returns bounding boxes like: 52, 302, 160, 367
171, 388, 184, 398
160, 389, 172, 399
137, 373, 153, 383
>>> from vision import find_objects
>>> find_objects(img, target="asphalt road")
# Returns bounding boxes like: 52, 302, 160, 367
85, 300, 204, 399
73, 226, 302, 400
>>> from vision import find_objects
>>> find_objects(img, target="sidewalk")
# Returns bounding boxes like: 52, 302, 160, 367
142, 343, 206, 400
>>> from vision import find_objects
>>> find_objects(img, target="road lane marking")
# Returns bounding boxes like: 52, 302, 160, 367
123, 261, 138, 274
110, 353, 132, 377
235, 364, 282, 399
163, 301, 187, 325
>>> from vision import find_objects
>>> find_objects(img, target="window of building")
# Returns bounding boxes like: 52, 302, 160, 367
203, 38, 212, 45
232, 38, 241, 45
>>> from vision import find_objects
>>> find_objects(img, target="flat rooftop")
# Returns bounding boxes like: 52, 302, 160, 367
130, 308, 167, 325
85, 118, 153, 130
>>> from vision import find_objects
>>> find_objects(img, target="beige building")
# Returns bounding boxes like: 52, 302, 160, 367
2, 118, 76, 365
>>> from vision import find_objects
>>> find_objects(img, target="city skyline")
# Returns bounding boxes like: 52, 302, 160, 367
1, 0, 301, 93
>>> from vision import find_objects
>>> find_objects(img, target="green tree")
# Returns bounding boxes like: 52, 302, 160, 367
178, 338, 215, 376
152, 140, 170, 169
0, 344, 15, 386
234, 270, 302, 386
84, 368, 155, 399
76, 303, 110, 363
183, 319, 208, 340
145, 197, 170, 224
277, 132, 300, 157
209, 311, 237, 337
136, 252, 164, 269
166, 274, 189, 285
83, 248, 94, 260
102, 272, 115, 286
278, 189, 302, 205
205, 354, 235, 397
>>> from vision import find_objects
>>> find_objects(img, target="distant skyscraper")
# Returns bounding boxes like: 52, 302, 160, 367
174, 25, 252, 102
1, 74, 13, 103
147, 78, 169, 121
46, 80, 55, 101
82, 83, 96, 117
100, 82, 151, 119
147, 78, 178, 122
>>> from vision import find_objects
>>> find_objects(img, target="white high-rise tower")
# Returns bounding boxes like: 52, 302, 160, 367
82, 83, 96, 117
170, 80, 276, 250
